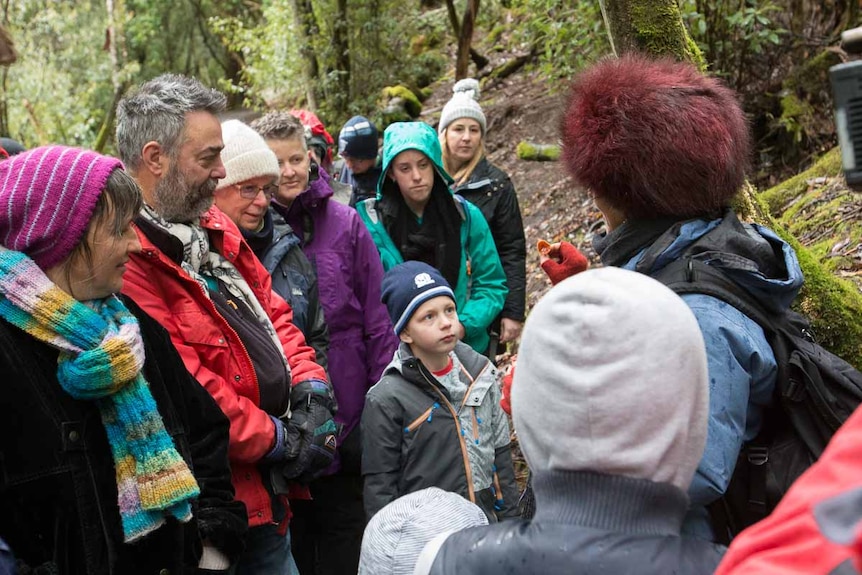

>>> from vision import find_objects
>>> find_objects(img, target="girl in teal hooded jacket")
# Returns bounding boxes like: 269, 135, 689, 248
356, 122, 507, 354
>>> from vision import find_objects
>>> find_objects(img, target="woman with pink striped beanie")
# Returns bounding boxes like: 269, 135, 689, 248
0, 146, 246, 574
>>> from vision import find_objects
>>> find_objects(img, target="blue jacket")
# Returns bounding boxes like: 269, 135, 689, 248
602, 212, 804, 539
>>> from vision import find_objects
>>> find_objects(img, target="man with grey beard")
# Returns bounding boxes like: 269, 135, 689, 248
117, 74, 334, 575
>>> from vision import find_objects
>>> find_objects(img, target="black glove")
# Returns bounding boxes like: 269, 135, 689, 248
271, 379, 338, 486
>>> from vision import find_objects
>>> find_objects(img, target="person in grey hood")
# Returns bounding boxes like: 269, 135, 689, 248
559, 54, 804, 541
419, 267, 726, 575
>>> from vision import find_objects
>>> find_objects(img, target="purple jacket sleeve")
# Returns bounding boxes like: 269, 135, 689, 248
352, 215, 399, 389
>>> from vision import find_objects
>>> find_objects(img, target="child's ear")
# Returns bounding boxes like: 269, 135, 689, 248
399, 330, 413, 345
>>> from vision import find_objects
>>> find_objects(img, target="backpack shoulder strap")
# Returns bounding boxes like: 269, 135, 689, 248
651, 257, 775, 333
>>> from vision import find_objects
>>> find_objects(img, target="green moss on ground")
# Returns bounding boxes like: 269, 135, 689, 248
516, 141, 561, 161
754, 147, 862, 368
761, 148, 842, 214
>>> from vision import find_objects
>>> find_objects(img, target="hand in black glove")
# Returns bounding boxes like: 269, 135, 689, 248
269, 379, 338, 486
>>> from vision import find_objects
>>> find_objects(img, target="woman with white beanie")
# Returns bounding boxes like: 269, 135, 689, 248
438, 79, 526, 352
214, 119, 329, 368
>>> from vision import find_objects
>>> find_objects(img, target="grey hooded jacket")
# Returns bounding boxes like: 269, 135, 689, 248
361, 341, 518, 522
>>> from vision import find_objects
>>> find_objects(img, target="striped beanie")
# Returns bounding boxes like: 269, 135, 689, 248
0, 146, 122, 270
381, 261, 456, 335
359, 487, 488, 575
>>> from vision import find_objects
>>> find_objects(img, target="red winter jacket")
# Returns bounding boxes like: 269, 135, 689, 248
122, 206, 326, 528
714, 406, 862, 574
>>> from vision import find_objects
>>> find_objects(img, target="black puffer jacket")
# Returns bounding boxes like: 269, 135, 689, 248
424, 471, 726, 575
0, 296, 247, 575
453, 158, 526, 323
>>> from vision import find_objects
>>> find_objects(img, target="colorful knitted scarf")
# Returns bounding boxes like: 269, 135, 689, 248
0, 247, 200, 542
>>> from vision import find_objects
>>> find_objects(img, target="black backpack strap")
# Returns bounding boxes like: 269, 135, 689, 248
651, 257, 776, 331
652, 257, 778, 543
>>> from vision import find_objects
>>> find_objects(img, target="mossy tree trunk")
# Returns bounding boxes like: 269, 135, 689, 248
602, 0, 705, 69
603, 0, 862, 367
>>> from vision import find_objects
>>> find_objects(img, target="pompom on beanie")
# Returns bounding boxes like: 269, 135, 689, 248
217, 119, 280, 191
0, 145, 123, 270
438, 78, 486, 135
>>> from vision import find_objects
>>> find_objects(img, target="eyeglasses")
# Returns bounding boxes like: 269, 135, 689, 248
236, 183, 278, 200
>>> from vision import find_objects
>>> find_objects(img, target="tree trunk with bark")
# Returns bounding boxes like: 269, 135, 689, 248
446, 0, 482, 79
290, 0, 320, 110
330, 0, 351, 113
602, 0, 706, 68
602, 0, 862, 365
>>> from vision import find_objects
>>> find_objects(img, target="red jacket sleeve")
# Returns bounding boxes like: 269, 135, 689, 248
714, 406, 862, 574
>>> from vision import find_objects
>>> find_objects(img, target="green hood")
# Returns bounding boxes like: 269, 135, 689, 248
376, 121, 454, 199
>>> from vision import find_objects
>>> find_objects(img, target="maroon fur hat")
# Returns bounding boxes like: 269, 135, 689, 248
560, 54, 750, 220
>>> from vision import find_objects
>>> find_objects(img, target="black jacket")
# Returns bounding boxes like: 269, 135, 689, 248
453, 158, 526, 322
0, 296, 247, 574
426, 470, 726, 575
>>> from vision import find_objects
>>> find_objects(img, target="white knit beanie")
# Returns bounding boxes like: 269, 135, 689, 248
216, 119, 280, 190
437, 78, 487, 135
358, 487, 488, 575
511, 267, 709, 492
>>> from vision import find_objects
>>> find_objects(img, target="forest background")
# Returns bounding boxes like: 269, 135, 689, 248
1, 0, 861, 365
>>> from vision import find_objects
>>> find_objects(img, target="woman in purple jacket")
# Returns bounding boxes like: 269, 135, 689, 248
251, 111, 398, 575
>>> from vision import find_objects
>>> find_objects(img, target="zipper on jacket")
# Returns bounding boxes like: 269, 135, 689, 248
419, 367, 476, 504
404, 402, 439, 433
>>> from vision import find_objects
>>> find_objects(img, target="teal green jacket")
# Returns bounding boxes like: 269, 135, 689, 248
356, 122, 507, 353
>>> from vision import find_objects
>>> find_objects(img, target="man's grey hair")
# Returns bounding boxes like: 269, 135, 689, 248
116, 73, 227, 170
250, 111, 307, 148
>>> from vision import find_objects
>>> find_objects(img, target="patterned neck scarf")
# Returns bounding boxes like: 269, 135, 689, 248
139, 205, 287, 360
0, 247, 200, 542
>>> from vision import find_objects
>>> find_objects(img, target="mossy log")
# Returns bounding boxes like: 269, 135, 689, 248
758, 148, 862, 368
516, 141, 561, 161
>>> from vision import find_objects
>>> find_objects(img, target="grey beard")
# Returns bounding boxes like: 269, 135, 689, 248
154, 168, 217, 223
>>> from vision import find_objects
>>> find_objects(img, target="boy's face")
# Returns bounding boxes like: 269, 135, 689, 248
400, 295, 459, 356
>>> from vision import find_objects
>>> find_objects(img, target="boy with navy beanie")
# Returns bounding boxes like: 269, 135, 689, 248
337, 115, 382, 207
361, 260, 519, 522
